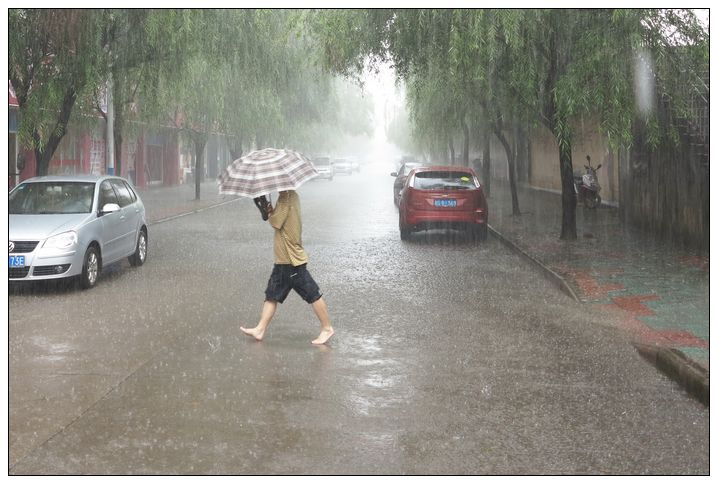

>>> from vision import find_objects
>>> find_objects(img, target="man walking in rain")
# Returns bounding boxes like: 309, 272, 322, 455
241, 190, 334, 345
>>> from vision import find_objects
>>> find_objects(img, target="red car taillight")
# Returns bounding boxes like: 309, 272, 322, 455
406, 188, 425, 209
474, 188, 486, 210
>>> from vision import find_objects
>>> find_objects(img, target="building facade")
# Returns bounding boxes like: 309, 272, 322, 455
8, 82, 230, 190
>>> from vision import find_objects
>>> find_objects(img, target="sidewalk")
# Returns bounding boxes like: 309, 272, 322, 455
487, 181, 709, 402
136, 181, 240, 224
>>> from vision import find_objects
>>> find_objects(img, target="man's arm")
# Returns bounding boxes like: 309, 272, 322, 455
268, 198, 289, 229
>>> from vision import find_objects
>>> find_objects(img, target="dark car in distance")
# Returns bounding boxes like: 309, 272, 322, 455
391, 161, 424, 206
398, 166, 488, 241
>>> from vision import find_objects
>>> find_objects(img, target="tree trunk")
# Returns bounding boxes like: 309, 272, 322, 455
114, 112, 124, 177
229, 148, 243, 161
448, 138, 455, 165
482, 127, 491, 196
229, 136, 244, 161
514, 121, 527, 183
543, 28, 577, 240
554, 131, 577, 240
32, 87, 78, 176
461, 117, 470, 167
33, 143, 49, 177
494, 126, 521, 216
193, 134, 208, 201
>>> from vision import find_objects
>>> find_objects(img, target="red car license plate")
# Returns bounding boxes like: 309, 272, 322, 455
434, 199, 457, 207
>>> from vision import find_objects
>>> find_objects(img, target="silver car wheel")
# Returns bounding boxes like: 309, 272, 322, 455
87, 251, 98, 285
80, 246, 100, 289
138, 232, 147, 262
129, 229, 147, 267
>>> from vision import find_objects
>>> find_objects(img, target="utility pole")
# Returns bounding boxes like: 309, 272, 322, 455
106, 74, 115, 175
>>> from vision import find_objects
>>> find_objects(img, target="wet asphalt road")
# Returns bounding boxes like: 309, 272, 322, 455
8, 165, 709, 474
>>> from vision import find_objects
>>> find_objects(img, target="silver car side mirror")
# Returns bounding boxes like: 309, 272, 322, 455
100, 203, 120, 215
391, 172, 398, 177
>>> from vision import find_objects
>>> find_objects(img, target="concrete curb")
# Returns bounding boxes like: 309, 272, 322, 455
633, 343, 709, 406
488, 224, 709, 407
488, 224, 580, 302
147, 198, 240, 225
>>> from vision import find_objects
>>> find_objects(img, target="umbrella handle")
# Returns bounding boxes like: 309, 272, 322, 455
253, 195, 270, 221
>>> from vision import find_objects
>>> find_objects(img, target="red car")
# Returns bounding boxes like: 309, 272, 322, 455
398, 166, 488, 241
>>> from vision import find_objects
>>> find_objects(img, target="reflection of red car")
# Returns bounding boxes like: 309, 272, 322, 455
398, 166, 488, 241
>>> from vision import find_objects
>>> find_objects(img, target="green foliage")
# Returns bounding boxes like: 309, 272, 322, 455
386, 104, 422, 155
11, 8, 706, 182
10, 8, 375, 174
306, 9, 392, 80
493, 8, 707, 151
308, 8, 708, 239
151, 9, 374, 158
9, 9, 108, 155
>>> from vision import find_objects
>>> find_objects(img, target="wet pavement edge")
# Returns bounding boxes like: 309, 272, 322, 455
488, 225, 581, 302
488, 223, 710, 407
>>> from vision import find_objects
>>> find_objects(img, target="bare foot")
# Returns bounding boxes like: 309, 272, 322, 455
240, 326, 265, 341
312, 327, 334, 345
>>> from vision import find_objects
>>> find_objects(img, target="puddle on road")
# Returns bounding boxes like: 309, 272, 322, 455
338, 334, 418, 418
363, 372, 398, 389
27, 337, 77, 363
353, 358, 399, 367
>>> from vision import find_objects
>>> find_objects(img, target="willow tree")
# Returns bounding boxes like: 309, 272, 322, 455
9, 9, 108, 176
91, 9, 199, 177
212, 9, 283, 158
278, 77, 374, 154
403, 67, 460, 163
470, 9, 525, 214
159, 9, 277, 199
311, 10, 521, 211
494, 10, 624, 239
215, 10, 373, 158
253, 11, 338, 151
165, 9, 366, 198
385, 103, 424, 157
309, 8, 707, 240
494, 9, 707, 240
388, 10, 468, 165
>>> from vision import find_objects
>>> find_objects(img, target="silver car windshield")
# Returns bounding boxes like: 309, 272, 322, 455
9, 182, 96, 215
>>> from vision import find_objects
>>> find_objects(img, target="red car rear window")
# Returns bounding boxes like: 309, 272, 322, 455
413, 171, 477, 190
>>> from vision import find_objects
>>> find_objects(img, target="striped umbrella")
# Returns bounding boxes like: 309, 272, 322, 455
218, 148, 318, 198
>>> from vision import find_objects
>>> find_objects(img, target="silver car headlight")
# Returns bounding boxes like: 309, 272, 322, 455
43, 231, 78, 250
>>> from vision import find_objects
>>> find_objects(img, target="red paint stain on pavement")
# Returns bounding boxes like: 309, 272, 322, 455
600, 296, 709, 349
612, 295, 659, 316
680, 255, 709, 271
559, 267, 624, 299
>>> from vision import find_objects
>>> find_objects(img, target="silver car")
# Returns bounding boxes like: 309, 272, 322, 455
332, 158, 353, 175
312, 157, 334, 181
9, 175, 148, 289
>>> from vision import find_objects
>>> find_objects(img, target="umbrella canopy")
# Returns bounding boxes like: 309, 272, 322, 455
218, 148, 318, 198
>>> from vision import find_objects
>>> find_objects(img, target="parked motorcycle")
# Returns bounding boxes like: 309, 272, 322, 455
574, 155, 602, 209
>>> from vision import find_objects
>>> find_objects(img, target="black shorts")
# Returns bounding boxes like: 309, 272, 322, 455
265, 264, 322, 304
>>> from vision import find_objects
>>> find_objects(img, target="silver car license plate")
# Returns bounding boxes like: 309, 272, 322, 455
9, 255, 25, 267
